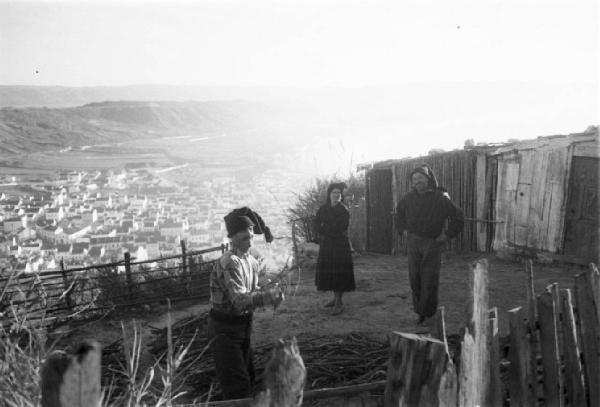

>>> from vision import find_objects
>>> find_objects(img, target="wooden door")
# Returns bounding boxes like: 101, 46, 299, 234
367, 169, 393, 253
563, 157, 599, 262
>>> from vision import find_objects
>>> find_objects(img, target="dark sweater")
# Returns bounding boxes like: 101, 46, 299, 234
395, 189, 464, 239
314, 203, 350, 238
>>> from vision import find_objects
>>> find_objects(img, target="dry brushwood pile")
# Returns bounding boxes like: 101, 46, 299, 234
141, 312, 389, 401
97, 312, 465, 404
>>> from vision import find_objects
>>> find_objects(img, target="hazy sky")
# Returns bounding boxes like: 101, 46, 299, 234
1, 0, 598, 87
0, 0, 598, 172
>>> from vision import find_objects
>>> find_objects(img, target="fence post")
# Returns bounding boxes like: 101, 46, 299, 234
525, 260, 539, 405
488, 307, 502, 407
537, 283, 563, 407
430, 306, 448, 352
180, 240, 188, 275
291, 221, 299, 268
261, 337, 306, 407
384, 332, 457, 407
59, 259, 73, 310
458, 259, 490, 407
180, 240, 189, 295
41, 341, 101, 407
507, 306, 535, 407
124, 252, 133, 302
559, 288, 585, 407
188, 255, 196, 292
526, 260, 537, 325
574, 265, 600, 407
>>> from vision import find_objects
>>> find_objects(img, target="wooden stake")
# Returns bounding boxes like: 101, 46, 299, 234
41, 341, 101, 407
488, 307, 502, 407
260, 337, 306, 407
559, 289, 585, 407
384, 332, 457, 407
574, 266, 600, 407
537, 284, 563, 407
458, 259, 490, 407
525, 259, 539, 404
508, 307, 535, 407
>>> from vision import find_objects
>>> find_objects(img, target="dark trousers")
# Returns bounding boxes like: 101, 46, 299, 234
407, 234, 442, 318
207, 315, 255, 400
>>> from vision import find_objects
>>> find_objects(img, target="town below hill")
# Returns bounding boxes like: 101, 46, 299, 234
0, 166, 306, 276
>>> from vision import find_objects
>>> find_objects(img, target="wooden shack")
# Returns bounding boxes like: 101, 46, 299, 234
362, 130, 599, 264
491, 131, 598, 263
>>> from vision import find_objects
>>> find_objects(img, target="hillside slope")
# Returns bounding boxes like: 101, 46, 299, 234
0, 100, 291, 156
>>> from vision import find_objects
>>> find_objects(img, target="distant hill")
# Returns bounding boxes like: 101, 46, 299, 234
0, 84, 323, 108
0, 100, 294, 155
0, 82, 596, 158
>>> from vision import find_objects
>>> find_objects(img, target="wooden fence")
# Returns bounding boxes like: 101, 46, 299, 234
0, 242, 226, 328
39, 259, 600, 406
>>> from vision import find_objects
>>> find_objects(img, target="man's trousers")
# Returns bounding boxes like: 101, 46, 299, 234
207, 313, 255, 399
406, 233, 442, 318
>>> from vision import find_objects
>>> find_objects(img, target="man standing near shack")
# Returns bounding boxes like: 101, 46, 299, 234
395, 164, 464, 326
208, 207, 284, 400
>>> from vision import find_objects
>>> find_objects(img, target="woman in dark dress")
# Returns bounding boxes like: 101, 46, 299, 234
314, 182, 355, 315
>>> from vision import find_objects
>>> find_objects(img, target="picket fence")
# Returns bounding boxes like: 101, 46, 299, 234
39, 259, 600, 407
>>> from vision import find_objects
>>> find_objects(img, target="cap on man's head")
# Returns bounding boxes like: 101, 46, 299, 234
224, 213, 255, 237
224, 207, 274, 242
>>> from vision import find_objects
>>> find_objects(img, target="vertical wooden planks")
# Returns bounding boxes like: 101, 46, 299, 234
574, 266, 600, 407
537, 284, 563, 407
515, 150, 534, 246
527, 149, 549, 249
488, 307, 502, 407
384, 332, 457, 407
508, 307, 535, 407
493, 159, 507, 252
525, 260, 540, 404
559, 288, 585, 407
391, 164, 398, 255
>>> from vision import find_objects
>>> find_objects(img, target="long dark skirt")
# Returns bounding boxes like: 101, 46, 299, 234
315, 235, 355, 292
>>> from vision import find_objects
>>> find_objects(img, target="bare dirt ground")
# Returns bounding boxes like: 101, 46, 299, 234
56, 250, 581, 350
249, 251, 580, 346
93, 249, 577, 348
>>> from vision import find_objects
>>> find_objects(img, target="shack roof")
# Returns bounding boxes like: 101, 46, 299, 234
490, 131, 598, 155
358, 129, 598, 170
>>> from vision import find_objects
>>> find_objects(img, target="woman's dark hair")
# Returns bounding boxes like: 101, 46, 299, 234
325, 182, 347, 205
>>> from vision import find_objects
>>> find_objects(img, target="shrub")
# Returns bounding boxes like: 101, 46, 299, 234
287, 173, 365, 243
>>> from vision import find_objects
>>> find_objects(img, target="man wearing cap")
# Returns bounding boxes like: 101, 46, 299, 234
208, 208, 284, 399
395, 164, 464, 327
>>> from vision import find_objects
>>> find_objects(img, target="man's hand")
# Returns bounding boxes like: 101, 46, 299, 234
270, 284, 285, 311
261, 284, 285, 310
